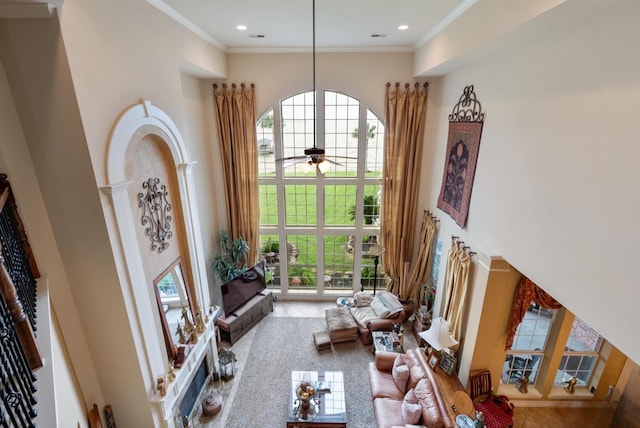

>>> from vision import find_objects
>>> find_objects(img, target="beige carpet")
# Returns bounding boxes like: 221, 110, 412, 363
221, 316, 376, 427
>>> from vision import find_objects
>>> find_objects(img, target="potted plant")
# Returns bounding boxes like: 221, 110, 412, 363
211, 230, 250, 282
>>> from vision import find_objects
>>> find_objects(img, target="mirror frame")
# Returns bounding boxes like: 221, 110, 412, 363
153, 257, 196, 363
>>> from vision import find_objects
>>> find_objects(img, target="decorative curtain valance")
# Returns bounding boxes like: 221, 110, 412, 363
382, 82, 429, 299
504, 276, 563, 350
213, 83, 259, 264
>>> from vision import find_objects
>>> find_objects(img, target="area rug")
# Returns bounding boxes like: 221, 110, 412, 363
224, 316, 376, 428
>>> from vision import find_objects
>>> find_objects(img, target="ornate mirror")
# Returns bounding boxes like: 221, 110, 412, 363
153, 258, 196, 365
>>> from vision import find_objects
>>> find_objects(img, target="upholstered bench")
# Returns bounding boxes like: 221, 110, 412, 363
313, 330, 332, 351
325, 307, 358, 343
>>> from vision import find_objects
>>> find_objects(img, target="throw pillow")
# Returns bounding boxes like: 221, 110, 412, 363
392, 355, 410, 392
353, 290, 374, 307
414, 378, 443, 428
405, 387, 418, 403
393, 354, 406, 370
402, 389, 422, 425
370, 291, 403, 318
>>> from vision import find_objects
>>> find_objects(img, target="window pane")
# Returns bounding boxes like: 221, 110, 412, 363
566, 317, 603, 353
259, 184, 278, 226
361, 236, 382, 292
554, 317, 602, 386
259, 234, 280, 288
324, 91, 359, 176
285, 185, 316, 226
324, 235, 354, 290
510, 304, 556, 351
363, 186, 381, 226
324, 184, 356, 226
282, 92, 316, 177
503, 303, 555, 385
287, 235, 317, 289
257, 109, 276, 177
365, 110, 384, 177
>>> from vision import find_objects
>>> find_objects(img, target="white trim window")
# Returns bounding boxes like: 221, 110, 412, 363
554, 316, 602, 387
256, 90, 384, 295
503, 303, 556, 384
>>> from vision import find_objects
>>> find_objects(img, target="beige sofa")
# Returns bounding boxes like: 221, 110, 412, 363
368, 348, 463, 428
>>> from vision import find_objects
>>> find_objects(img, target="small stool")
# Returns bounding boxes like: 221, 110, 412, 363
313, 330, 332, 351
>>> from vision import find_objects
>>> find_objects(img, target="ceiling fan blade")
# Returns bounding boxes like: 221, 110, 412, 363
326, 155, 358, 160
322, 158, 343, 166
277, 155, 308, 162
282, 158, 309, 168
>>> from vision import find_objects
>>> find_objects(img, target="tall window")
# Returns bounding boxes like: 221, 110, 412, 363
502, 303, 556, 384
256, 90, 384, 295
554, 317, 602, 386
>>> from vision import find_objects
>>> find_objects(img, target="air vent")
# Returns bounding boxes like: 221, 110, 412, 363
371, 34, 387, 38
249, 34, 265, 38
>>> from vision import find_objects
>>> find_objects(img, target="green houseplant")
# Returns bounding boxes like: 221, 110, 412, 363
211, 230, 250, 282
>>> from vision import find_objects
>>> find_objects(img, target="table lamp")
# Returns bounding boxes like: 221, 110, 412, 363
418, 317, 458, 351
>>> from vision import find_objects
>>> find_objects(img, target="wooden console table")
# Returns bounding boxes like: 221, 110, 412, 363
215, 289, 273, 345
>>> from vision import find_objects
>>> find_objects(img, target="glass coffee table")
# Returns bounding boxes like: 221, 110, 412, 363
286, 370, 347, 427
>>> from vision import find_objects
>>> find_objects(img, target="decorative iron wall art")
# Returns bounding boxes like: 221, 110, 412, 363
437, 85, 485, 228
138, 178, 172, 253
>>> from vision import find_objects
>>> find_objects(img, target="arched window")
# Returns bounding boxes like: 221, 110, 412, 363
256, 90, 384, 295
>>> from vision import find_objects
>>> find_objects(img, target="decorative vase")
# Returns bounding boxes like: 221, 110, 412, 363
295, 380, 317, 421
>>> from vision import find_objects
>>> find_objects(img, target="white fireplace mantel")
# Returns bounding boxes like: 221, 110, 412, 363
150, 314, 218, 427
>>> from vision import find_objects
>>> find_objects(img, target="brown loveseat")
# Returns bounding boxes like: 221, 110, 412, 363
368, 348, 463, 428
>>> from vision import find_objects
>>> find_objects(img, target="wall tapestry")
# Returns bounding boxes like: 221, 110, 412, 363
437, 85, 485, 228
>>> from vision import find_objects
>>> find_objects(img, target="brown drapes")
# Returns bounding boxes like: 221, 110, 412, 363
441, 239, 471, 340
406, 211, 438, 304
504, 276, 563, 350
382, 82, 428, 299
213, 83, 260, 264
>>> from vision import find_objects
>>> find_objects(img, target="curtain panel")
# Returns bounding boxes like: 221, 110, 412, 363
213, 83, 260, 264
504, 276, 563, 350
441, 240, 471, 340
382, 82, 428, 299
406, 211, 438, 304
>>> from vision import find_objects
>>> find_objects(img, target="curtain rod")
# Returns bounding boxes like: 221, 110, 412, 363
451, 235, 477, 256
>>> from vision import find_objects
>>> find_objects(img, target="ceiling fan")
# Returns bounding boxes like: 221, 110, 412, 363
276, 0, 354, 174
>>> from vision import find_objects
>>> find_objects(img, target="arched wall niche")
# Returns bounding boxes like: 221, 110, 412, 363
100, 100, 213, 424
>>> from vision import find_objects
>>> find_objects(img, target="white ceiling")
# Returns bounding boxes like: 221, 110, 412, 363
150, 0, 475, 52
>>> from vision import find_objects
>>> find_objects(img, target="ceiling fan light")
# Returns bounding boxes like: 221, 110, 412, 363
317, 160, 330, 174
302, 160, 312, 173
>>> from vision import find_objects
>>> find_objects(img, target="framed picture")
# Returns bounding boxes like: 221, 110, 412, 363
427, 351, 441, 370
439, 352, 458, 376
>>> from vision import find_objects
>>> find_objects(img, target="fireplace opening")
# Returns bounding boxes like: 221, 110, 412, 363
178, 358, 209, 420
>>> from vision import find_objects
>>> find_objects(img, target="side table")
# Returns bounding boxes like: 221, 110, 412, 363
371, 331, 404, 354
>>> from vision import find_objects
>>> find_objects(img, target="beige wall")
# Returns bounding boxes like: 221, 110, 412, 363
1, 0, 228, 425
417, 0, 640, 363
0, 51, 92, 426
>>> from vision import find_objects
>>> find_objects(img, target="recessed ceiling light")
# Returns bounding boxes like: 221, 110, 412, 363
398, 25, 409, 30
236, 25, 247, 31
